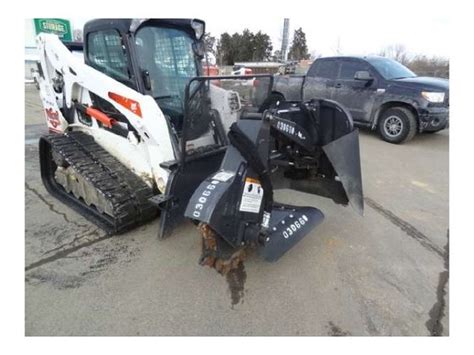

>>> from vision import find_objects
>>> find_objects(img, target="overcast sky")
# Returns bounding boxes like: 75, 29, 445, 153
71, 0, 450, 59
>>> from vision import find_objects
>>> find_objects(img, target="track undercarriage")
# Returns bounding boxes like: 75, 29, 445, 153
39, 131, 158, 234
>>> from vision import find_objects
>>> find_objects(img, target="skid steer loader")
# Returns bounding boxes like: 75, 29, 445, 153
35, 18, 363, 274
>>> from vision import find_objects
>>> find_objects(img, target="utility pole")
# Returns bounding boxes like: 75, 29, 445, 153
281, 18, 290, 62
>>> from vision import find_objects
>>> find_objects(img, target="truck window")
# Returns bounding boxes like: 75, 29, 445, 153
308, 60, 339, 79
366, 57, 416, 80
307, 61, 319, 77
339, 61, 369, 80
87, 30, 131, 82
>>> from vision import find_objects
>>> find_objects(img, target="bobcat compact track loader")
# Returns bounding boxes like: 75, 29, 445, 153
35, 18, 363, 274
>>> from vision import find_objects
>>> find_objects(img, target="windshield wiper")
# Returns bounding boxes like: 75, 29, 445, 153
391, 76, 416, 80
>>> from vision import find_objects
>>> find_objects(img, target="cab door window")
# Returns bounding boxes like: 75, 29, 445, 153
313, 60, 339, 79
339, 60, 369, 80
87, 30, 132, 83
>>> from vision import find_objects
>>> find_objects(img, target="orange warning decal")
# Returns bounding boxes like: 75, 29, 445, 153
108, 92, 142, 117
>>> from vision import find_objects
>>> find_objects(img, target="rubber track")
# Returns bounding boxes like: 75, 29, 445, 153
39, 131, 157, 234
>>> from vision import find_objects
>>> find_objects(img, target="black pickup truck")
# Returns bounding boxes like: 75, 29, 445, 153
266, 56, 449, 143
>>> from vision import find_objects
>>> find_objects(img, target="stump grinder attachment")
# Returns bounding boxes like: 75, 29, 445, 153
184, 98, 363, 273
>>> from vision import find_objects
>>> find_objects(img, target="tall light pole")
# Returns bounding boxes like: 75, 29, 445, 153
281, 18, 290, 62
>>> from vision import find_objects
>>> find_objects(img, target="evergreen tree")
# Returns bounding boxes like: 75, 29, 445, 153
216, 30, 273, 65
288, 28, 310, 61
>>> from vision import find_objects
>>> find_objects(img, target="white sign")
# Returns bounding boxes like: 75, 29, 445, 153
212, 171, 234, 182
239, 177, 263, 213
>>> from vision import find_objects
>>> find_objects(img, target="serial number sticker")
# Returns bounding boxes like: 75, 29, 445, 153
192, 182, 218, 219
276, 120, 295, 135
282, 215, 308, 239
239, 177, 263, 213
212, 171, 235, 182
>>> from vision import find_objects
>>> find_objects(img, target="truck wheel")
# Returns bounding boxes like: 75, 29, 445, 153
378, 107, 417, 144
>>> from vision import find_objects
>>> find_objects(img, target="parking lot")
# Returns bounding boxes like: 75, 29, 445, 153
25, 84, 449, 336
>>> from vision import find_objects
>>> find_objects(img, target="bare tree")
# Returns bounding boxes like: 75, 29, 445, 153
310, 50, 322, 60
331, 36, 342, 55
378, 44, 409, 65
272, 49, 282, 62
408, 55, 449, 78
203, 32, 216, 54
377, 43, 449, 78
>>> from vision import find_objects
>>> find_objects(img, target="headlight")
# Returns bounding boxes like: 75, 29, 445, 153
421, 91, 445, 103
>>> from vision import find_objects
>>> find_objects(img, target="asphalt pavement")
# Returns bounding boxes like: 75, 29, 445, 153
24, 85, 449, 336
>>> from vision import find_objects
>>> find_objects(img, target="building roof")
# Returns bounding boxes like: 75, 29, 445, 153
234, 62, 283, 68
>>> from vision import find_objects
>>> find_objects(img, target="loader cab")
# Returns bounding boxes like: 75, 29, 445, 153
84, 18, 205, 132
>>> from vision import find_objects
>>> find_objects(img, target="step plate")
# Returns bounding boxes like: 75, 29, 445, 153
259, 204, 324, 262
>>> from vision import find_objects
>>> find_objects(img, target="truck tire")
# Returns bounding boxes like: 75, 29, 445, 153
378, 107, 417, 144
